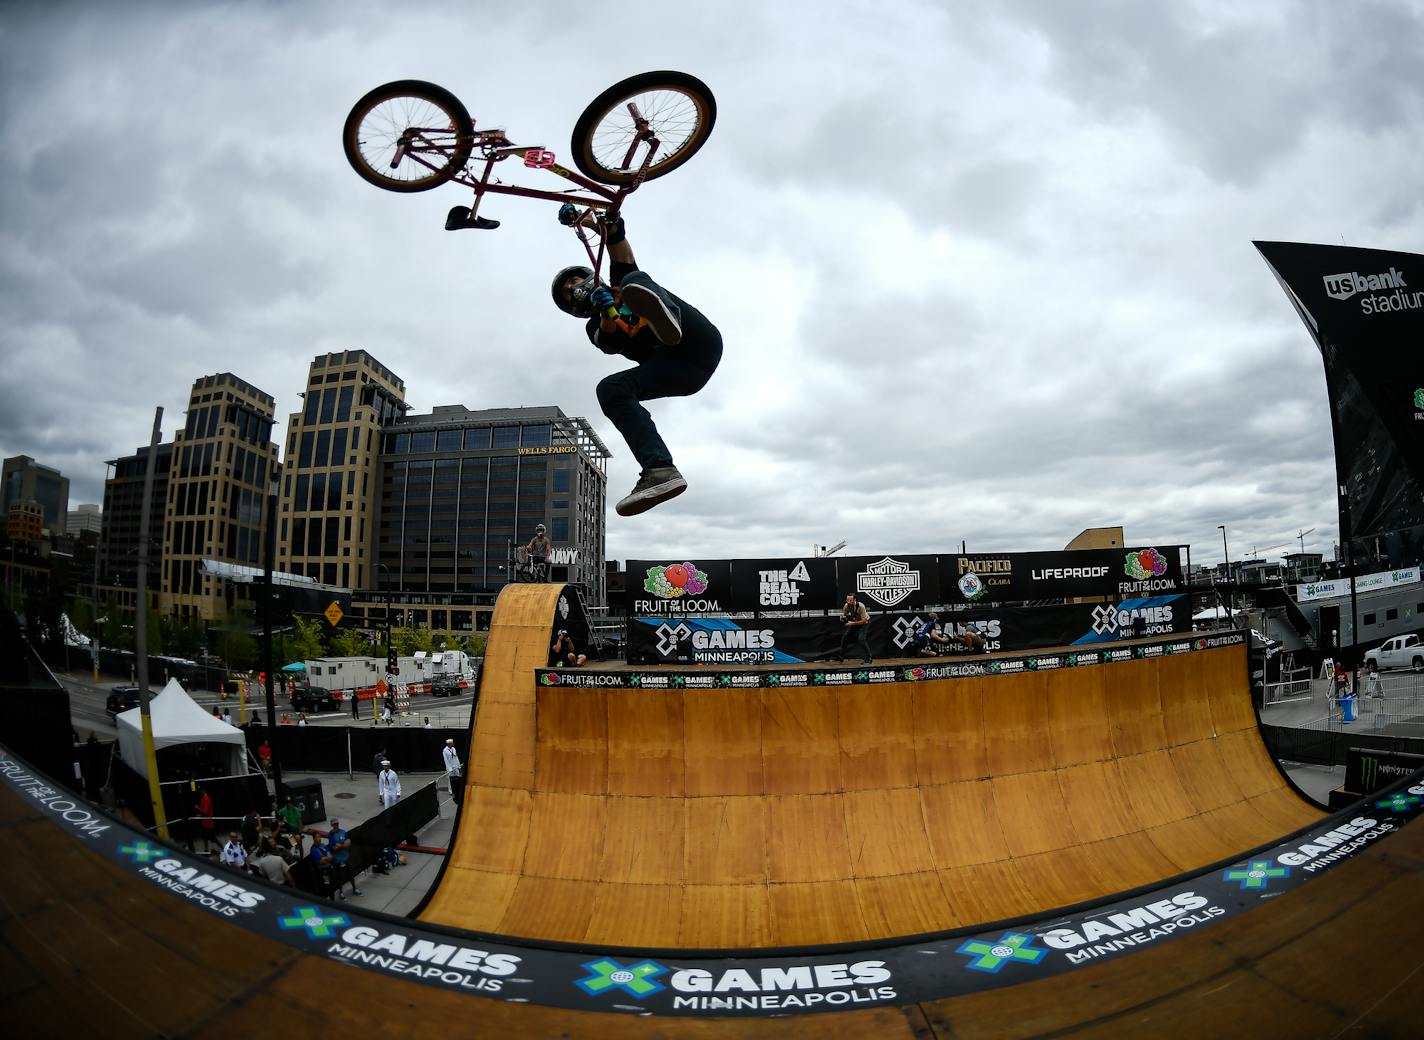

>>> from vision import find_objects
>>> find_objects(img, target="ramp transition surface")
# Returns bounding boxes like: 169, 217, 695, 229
419, 585, 1323, 947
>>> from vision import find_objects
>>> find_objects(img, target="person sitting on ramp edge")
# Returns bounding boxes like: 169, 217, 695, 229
552, 211, 722, 516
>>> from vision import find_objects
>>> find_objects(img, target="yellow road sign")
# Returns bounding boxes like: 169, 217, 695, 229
324, 601, 344, 626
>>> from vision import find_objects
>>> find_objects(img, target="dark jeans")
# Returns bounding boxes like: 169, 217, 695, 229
596, 271, 722, 471
839, 625, 871, 661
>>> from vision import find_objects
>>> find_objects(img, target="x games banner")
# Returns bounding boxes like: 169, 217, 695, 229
628, 596, 1191, 665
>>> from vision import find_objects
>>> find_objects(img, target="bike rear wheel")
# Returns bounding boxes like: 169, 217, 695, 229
570, 71, 715, 185
343, 80, 473, 193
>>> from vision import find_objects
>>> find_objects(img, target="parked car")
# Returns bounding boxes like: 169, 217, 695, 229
430, 675, 463, 697
105, 685, 154, 719
289, 684, 340, 713
1364, 634, 1423, 673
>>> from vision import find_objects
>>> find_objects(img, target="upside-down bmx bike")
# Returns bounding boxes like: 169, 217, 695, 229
343, 71, 716, 290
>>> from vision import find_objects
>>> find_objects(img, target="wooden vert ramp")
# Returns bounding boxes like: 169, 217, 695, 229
5, 769, 1424, 1038
419, 584, 1323, 947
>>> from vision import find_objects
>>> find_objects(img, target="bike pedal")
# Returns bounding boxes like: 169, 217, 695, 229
444, 206, 502, 232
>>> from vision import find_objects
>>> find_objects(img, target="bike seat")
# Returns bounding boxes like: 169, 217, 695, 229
444, 205, 501, 231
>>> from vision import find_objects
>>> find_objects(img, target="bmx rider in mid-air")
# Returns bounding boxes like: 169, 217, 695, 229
552, 212, 722, 516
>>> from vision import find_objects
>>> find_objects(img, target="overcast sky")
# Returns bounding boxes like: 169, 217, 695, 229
2, 0, 1420, 570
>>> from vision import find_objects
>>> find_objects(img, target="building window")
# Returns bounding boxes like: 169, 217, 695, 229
465, 427, 491, 450
411, 430, 436, 453
521, 424, 550, 447
492, 426, 519, 449
1363, 613, 1377, 626
1386, 608, 1398, 622
552, 517, 569, 541
320, 388, 337, 424
337, 385, 354, 422
437, 429, 462, 451
552, 468, 571, 492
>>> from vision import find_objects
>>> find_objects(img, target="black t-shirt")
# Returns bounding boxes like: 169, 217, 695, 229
583, 260, 662, 363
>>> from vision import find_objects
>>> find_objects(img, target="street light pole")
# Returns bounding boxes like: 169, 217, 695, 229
1217, 525, 1232, 625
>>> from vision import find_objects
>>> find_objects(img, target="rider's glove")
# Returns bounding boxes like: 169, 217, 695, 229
604, 214, 626, 244
590, 286, 616, 313
557, 202, 579, 226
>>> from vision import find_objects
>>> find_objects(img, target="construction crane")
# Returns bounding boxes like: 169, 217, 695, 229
1247, 540, 1292, 559
1295, 527, 1316, 554
815, 541, 847, 558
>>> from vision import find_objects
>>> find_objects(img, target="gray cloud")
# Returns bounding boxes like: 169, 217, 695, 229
3, 0, 1420, 570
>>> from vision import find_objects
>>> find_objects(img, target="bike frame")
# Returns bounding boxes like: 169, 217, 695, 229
397, 101, 664, 284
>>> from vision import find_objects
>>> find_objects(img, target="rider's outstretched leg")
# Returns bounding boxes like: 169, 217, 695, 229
618, 270, 682, 345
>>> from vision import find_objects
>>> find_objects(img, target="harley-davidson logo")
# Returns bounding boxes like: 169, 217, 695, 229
856, 557, 921, 608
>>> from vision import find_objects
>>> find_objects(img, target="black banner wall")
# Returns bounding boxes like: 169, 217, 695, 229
629, 595, 1191, 665
938, 547, 1184, 605
621, 550, 1184, 615
1257, 241, 1424, 569
625, 559, 735, 615
730, 558, 840, 609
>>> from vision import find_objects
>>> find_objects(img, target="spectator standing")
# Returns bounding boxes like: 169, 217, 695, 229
834, 593, 873, 664
240, 808, 262, 853
326, 818, 363, 898
194, 786, 216, 852
297, 713, 308, 727
378, 760, 402, 809
221, 831, 248, 871
442, 738, 463, 799
257, 740, 273, 775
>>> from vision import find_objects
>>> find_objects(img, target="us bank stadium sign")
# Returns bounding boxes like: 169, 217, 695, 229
8, 663, 1420, 1019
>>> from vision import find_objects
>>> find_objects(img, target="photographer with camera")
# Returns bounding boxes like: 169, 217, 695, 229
551, 212, 722, 516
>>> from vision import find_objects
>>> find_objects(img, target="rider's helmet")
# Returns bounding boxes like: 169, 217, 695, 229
535, 524, 546, 534
552, 265, 595, 317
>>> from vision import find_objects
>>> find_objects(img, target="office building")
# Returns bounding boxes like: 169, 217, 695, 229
2, 455, 69, 537
100, 443, 173, 611
361, 405, 610, 633
160, 373, 280, 621
67, 504, 103, 537
277, 350, 407, 591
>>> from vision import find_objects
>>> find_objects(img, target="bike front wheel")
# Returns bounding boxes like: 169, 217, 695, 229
343, 80, 474, 193
570, 71, 716, 185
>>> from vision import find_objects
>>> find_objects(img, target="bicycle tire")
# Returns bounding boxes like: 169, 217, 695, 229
343, 80, 474, 193
570, 71, 716, 185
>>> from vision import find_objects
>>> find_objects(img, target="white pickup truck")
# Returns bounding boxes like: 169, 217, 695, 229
1364, 634, 1424, 673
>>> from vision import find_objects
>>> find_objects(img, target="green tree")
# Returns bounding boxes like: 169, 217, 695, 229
68, 595, 93, 641
287, 616, 326, 662
468, 632, 488, 657
102, 596, 132, 651
219, 626, 258, 672
328, 626, 374, 658
391, 625, 438, 656
144, 604, 164, 656
163, 617, 204, 659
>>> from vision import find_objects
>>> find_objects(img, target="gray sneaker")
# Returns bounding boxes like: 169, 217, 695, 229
615, 466, 687, 516
620, 283, 682, 345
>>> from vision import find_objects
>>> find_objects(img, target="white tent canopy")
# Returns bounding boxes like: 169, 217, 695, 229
115, 678, 248, 781
1191, 605, 1242, 621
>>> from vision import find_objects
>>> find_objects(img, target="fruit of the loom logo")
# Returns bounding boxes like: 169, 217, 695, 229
644, 562, 709, 598
1124, 547, 1169, 581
